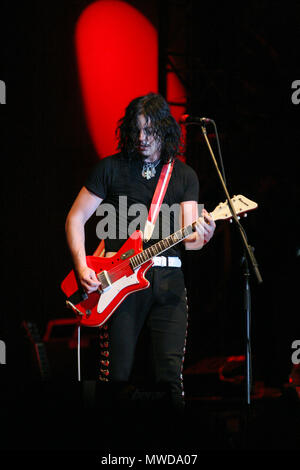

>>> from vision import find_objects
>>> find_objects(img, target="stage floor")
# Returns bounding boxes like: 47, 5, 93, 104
0, 377, 299, 456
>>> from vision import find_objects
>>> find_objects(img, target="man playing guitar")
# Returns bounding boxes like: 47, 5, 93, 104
65, 93, 216, 412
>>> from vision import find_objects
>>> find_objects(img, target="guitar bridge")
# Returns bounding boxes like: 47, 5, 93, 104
97, 270, 112, 292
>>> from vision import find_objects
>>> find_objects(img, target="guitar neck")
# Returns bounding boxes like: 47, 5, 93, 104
129, 194, 257, 270
130, 220, 200, 269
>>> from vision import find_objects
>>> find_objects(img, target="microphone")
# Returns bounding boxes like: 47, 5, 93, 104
179, 114, 212, 124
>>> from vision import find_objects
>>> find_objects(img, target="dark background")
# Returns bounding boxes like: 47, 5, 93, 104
1, 0, 299, 389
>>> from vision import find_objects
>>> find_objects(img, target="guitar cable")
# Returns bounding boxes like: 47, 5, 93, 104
77, 325, 81, 381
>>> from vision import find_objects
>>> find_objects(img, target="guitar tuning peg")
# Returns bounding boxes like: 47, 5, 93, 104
243, 213, 247, 217
237, 216, 240, 220
230, 219, 233, 223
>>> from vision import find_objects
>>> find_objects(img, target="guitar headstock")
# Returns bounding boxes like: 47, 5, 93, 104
211, 194, 258, 222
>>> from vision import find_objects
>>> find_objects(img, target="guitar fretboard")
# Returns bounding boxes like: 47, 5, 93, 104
130, 223, 195, 269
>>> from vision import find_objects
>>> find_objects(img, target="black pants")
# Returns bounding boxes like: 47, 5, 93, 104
99, 266, 189, 410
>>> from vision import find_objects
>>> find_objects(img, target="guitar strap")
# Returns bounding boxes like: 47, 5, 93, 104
143, 159, 174, 242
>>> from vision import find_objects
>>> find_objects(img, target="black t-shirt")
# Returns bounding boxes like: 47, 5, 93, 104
84, 153, 199, 258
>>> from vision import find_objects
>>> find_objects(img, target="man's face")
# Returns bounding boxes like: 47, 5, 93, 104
137, 114, 161, 161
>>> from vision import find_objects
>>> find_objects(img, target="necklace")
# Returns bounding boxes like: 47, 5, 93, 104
142, 159, 161, 180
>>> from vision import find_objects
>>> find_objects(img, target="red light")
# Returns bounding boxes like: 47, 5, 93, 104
75, 0, 158, 158
227, 355, 245, 363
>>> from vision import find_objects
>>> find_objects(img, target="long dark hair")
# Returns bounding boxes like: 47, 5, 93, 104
116, 92, 182, 163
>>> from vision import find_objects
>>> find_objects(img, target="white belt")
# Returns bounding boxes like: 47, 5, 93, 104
152, 256, 182, 268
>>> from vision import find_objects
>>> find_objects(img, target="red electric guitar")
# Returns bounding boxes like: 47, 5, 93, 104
61, 195, 257, 327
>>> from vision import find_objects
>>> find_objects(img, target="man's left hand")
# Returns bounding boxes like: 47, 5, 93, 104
195, 208, 216, 244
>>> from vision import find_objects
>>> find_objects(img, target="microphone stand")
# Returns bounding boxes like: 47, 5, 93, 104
198, 122, 263, 411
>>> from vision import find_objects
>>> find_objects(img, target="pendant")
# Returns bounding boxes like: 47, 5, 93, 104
142, 161, 160, 179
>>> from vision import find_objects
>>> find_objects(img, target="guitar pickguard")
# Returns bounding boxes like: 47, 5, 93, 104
97, 267, 141, 313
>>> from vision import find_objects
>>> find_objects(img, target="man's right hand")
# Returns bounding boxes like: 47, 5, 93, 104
65, 186, 104, 295
77, 266, 101, 294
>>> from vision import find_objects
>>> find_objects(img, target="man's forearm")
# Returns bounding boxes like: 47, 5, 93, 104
65, 216, 88, 272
